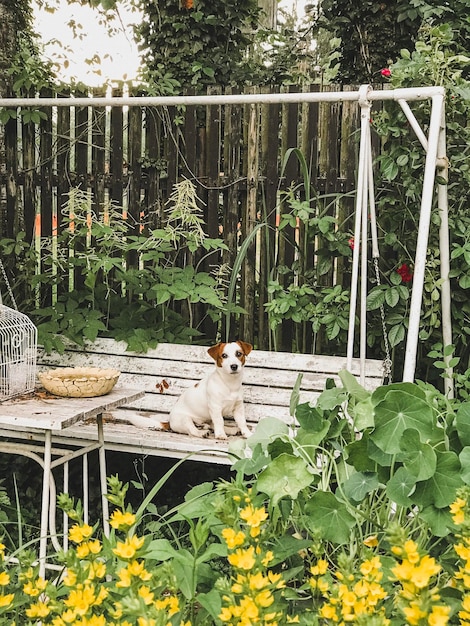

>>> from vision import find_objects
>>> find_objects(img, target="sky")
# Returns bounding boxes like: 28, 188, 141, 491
34, 1, 308, 86
34, 3, 142, 86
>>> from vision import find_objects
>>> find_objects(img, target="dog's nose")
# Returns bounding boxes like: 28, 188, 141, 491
230, 363, 238, 371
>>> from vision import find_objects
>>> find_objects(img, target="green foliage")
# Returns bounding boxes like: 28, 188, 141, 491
371, 21, 470, 381
233, 374, 464, 547
16, 182, 229, 351
135, 0, 262, 93
314, 0, 421, 83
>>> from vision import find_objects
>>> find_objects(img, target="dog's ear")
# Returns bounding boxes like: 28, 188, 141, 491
208, 343, 223, 361
237, 340, 253, 356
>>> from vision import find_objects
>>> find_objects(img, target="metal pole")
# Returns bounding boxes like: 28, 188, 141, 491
347, 87, 371, 370
39, 431, 52, 579
0, 86, 445, 109
402, 94, 444, 382
436, 103, 453, 397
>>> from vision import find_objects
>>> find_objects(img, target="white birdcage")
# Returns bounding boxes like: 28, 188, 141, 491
0, 262, 38, 401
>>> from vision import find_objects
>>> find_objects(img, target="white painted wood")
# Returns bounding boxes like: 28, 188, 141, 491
37, 340, 384, 463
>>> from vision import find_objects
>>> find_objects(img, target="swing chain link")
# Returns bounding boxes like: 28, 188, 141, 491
0, 259, 18, 311
373, 257, 392, 382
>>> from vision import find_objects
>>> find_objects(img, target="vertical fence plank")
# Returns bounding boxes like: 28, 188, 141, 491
222, 88, 242, 340
144, 106, 161, 228
4, 115, 17, 237
128, 97, 142, 232
92, 87, 106, 217
239, 89, 259, 345
40, 88, 53, 239
56, 89, 71, 230
258, 89, 280, 350
110, 88, 123, 205
277, 87, 299, 351
22, 112, 36, 243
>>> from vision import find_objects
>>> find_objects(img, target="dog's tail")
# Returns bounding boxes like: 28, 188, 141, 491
114, 413, 169, 431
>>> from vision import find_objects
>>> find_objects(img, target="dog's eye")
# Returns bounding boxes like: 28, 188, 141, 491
236, 351, 242, 357
222, 353, 228, 359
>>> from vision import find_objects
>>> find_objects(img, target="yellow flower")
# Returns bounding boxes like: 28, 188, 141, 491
109, 510, 136, 530
364, 534, 379, 548
116, 567, 132, 588
240, 504, 268, 529
0, 593, 14, 608
59, 609, 77, 623
26, 601, 50, 618
137, 618, 157, 626
248, 571, 268, 590
0, 571, 9, 586
68, 523, 93, 544
256, 588, 274, 608
63, 569, 77, 586
451, 497, 467, 525
403, 603, 427, 625
222, 528, 246, 549
429, 605, 451, 626
411, 556, 441, 588
138, 585, 154, 605
262, 550, 274, 567
319, 603, 338, 620
311, 559, 329, 576
128, 559, 152, 581
219, 606, 233, 621
23, 579, 47, 596
228, 545, 256, 570
64, 585, 96, 615
88, 561, 106, 580
112, 534, 145, 559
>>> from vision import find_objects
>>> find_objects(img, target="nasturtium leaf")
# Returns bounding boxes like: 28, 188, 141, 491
371, 391, 436, 454
304, 491, 356, 544
459, 447, 470, 484
386, 466, 417, 506
246, 417, 289, 451
295, 429, 330, 462
352, 396, 375, 430
342, 471, 379, 503
456, 402, 470, 447
400, 429, 437, 480
420, 504, 456, 538
413, 451, 463, 509
371, 382, 426, 406
345, 437, 376, 472
256, 454, 314, 506
338, 369, 370, 403
295, 402, 329, 434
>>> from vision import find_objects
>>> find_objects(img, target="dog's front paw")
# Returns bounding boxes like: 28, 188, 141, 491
214, 431, 228, 440
240, 428, 252, 438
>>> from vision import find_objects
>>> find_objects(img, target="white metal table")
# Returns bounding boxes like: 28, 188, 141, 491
0, 387, 144, 577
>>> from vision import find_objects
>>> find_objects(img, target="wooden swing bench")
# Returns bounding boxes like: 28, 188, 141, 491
36, 338, 384, 465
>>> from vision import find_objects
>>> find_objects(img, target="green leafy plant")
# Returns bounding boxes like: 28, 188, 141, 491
29, 182, 229, 352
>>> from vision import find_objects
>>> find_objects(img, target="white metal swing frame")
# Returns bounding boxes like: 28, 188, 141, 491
0, 85, 452, 393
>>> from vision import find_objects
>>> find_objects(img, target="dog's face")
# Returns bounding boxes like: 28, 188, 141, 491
207, 341, 252, 375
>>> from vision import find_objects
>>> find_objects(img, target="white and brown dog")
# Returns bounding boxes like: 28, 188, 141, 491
169, 340, 252, 439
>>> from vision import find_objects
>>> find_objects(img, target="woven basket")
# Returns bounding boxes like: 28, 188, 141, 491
38, 367, 120, 398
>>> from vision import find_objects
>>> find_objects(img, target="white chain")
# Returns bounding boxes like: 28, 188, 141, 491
0, 259, 18, 310
373, 257, 392, 381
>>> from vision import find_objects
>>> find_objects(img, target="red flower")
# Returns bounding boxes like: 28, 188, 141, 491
396, 263, 413, 283
380, 68, 391, 78
348, 237, 355, 250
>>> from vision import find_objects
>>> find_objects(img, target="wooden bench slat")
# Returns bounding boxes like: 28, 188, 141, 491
36, 339, 384, 463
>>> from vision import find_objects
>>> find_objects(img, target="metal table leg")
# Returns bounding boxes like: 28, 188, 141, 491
39, 430, 52, 579
97, 413, 109, 537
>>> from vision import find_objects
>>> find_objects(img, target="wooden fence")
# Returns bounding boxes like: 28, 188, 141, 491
0, 85, 382, 352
